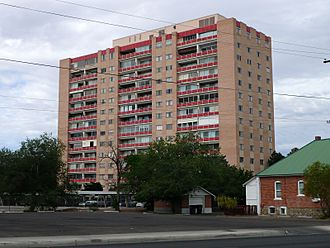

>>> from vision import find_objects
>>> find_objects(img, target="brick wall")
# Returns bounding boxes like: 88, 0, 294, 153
260, 176, 321, 216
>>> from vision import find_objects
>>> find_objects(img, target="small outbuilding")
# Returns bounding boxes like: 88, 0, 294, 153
154, 187, 215, 214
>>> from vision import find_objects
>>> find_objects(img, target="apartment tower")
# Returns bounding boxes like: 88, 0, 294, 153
58, 14, 275, 190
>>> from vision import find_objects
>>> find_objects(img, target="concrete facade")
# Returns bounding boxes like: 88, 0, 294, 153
58, 14, 274, 189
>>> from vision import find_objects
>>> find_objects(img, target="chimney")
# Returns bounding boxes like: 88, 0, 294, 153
315, 136, 321, 141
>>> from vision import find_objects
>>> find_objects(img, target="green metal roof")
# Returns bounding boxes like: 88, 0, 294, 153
258, 138, 330, 177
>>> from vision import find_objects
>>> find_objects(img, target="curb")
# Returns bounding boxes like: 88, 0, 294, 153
0, 229, 283, 247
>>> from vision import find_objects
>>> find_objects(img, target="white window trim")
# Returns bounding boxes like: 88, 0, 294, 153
268, 206, 276, 215
297, 180, 305, 196
274, 181, 282, 200
280, 206, 287, 216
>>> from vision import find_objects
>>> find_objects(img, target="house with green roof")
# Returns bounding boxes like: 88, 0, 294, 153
244, 136, 330, 217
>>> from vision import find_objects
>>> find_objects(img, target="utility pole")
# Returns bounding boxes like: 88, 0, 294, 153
323, 59, 330, 63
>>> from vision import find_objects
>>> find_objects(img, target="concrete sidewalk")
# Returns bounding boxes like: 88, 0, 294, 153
0, 228, 305, 248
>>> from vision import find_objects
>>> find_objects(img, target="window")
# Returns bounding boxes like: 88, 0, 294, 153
156, 125, 163, 131
100, 131, 106, 136
239, 157, 244, 163
109, 98, 114, 103
239, 144, 244, 151
156, 101, 162, 107
110, 77, 114, 82
257, 51, 260, 57
166, 39, 172, 46
156, 56, 162, 62
298, 180, 304, 196
248, 71, 252, 77
100, 109, 106, 115
248, 95, 253, 102
239, 131, 244, 137
260, 147, 264, 153
280, 206, 287, 216
166, 88, 173, 94
166, 77, 173, 82
101, 99, 106, 104
247, 59, 252, 65
266, 55, 270, 61
100, 68, 106, 73
108, 119, 113, 124
268, 206, 276, 215
248, 83, 252, 90
238, 80, 242, 86
109, 87, 114, 92
249, 120, 253, 127
250, 158, 254, 164
257, 75, 262, 81
237, 67, 242, 73
165, 54, 172, 60
250, 145, 254, 152
110, 66, 115, 71
156, 42, 162, 48
156, 79, 162, 84
166, 100, 173, 106
275, 181, 282, 199
156, 67, 162, 73
238, 92, 243, 99
166, 65, 172, 71
238, 105, 243, 112
166, 124, 173, 130
156, 90, 162, 96
260, 159, 264, 165
166, 112, 172, 118
101, 54, 106, 61
247, 47, 251, 53
249, 107, 253, 114
101, 88, 106, 94
249, 133, 253, 139
110, 52, 114, 59
156, 113, 162, 119
257, 63, 261, 69
237, 42, 241, 48
237, 54, 242, 61
239, 117, 243, 124
100, 120, 106, 125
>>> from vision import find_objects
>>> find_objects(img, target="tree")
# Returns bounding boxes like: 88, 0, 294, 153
124, 135, 252, 212
267, 151, 285, 166
0, 133, 67, 195
287, 147, 299, 156
304, 161, 330, 217
99, 145, 127, 211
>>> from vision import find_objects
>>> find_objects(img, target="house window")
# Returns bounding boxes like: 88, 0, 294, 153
275, 181, 282, 199
298, 180, 304, 196
268, 206, 276, 215
280, 206, 287, 215
156, 125, 163, 131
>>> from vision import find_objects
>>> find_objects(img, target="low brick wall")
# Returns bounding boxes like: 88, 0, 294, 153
261, 206, 322, 217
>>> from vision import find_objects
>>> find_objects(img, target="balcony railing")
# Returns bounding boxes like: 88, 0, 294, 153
118, 107, 152, 116
119, 50, 151, 59
68, 115, 97, 122
68, 146, 97, 152
178, 86, 218, 96
199, 137, 219, 142
119, 131, 152, 137
177, 98, 218, 107
177, 49, 217, 61
177, 111, 219, 119
68, 168, 97, 173
69, 94, 97, 103
119, 119, 152, 126
177, 61, 218, 72
69, 73, 97, 83
69, 178, 96, 183
68, 157, 96, 162
69, 84, 97, 93
118, 142, 151, 148
68, 136, 96, 142
118, 96, 152, 105
118, 85, 152, 93
118, 73, 152, 84
177, 124, 219, 132
69, 104, 97, 112
177, 35, 217, 47
68, 125, 97, 132
119, 62, 152, 73
177, 74, 218, 84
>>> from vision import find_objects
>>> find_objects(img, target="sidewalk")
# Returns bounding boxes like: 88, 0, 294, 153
0, 228, 299, 248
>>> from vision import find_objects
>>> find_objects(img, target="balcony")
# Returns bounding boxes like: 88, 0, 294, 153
119, 131, 152, 138
118, 96, 152, 105
69, 178, 96, 183
118, 142, 151, 148
69, 84, 97, 93
177, 74, 218, 84
68, 115, 97, 122
177, 111, 219, 119
177, 99, 218, 107
69, 73, 97, 83
177, 35, 217, 47
118, 85, 152, 94
118, 107, 152, 116
69, 94, 97, 103
177, 49, 217, 61
68, 146, 97, 152
119, 50, 151, 60
68, 167, 96, 173
177, 124, 219, 132
69, 104, 97, 112
199, 137, 219, 142
178, 62, 218, 72
68, 125, 97, 132
68, 157, 96, 162
119, 62, 152, 73
178, 86, 218, 96
68, 136, 96, 142
119, 119, 152, 126
118, 73, 152, 84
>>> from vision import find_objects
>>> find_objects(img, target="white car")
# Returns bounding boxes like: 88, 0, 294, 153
136, 202, 145, 208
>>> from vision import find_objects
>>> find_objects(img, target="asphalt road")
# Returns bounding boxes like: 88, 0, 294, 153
0, 211, 329, 237
61, 234, 330, 248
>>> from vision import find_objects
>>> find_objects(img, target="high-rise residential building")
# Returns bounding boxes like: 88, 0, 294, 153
58, 14, 274, 190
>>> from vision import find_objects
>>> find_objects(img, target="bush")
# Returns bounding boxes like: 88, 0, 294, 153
216, 195, 237, 209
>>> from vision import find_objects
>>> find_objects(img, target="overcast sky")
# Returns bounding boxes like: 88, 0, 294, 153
0, 0, 329, 154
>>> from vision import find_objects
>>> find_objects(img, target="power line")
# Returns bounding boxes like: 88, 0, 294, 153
1, 57, 330, 102
0, 2, 148, 32
52, 0, 330, 53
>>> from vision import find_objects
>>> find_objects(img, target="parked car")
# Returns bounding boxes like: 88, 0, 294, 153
84, 200, 98, 207
136, 202, 145, 208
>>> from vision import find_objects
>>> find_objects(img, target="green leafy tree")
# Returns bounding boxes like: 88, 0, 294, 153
304, 161, 330, 217
287, 147, 299, 156
267, 151, 285, 166
124, 134, 252, 211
